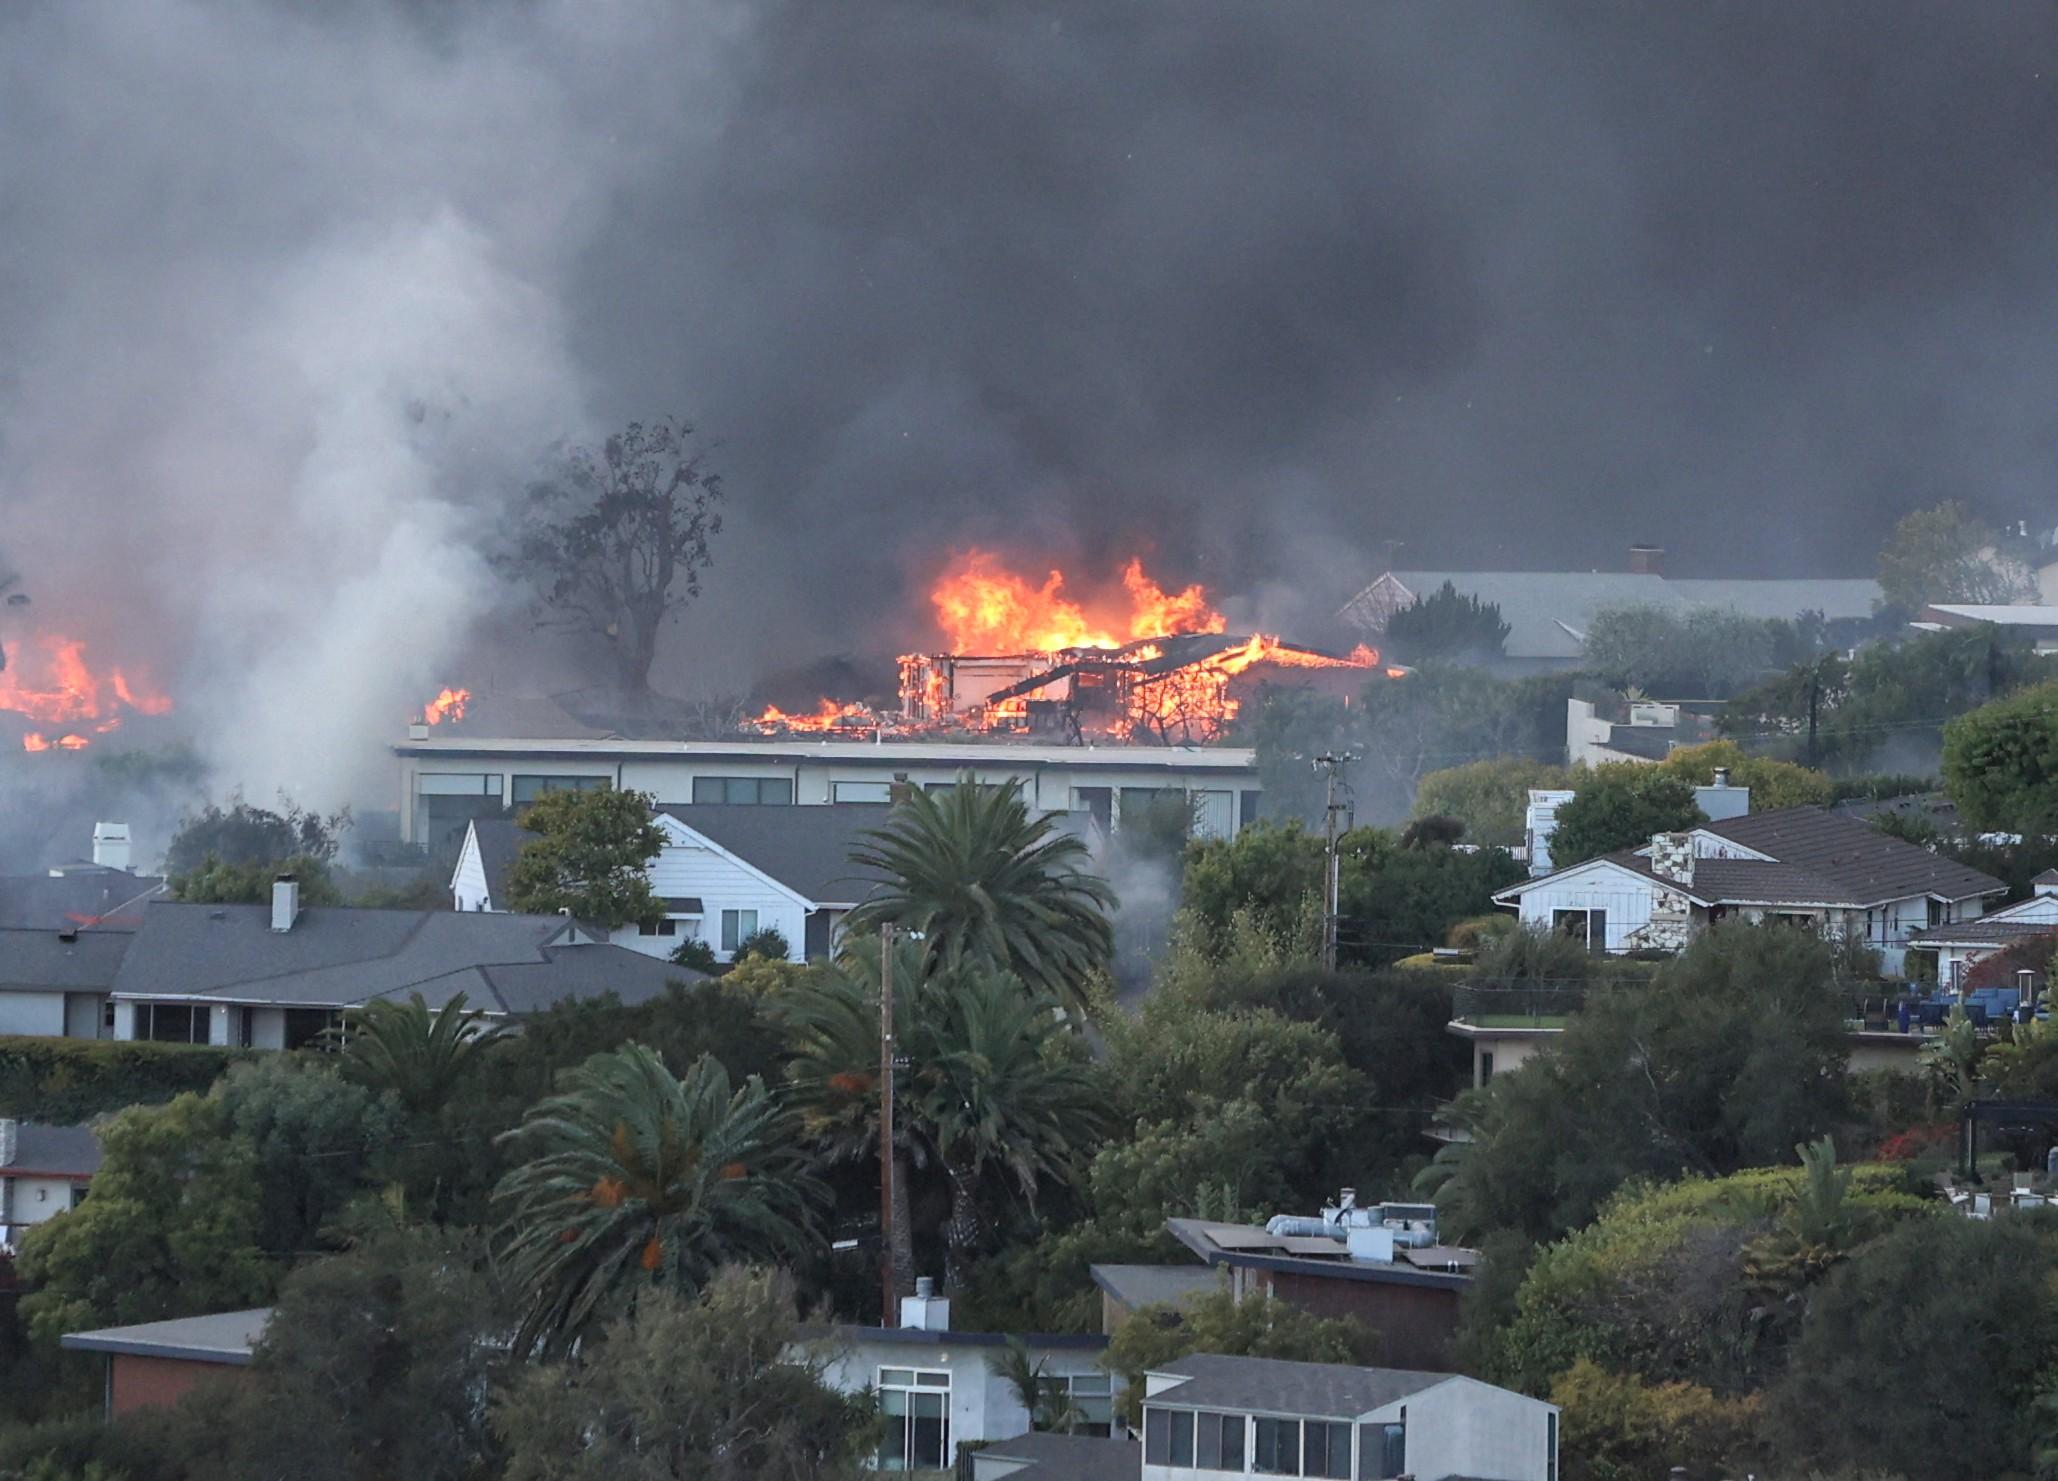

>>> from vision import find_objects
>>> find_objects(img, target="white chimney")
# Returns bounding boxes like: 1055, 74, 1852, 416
91, 822, 131, 872
900, 1275, 950, 1332
271, 875, 301, 933
0, 1119, 16, 1166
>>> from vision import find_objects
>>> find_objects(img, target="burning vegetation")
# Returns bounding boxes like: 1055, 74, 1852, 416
1, 634, 172, 753
748, 550, 1402, 746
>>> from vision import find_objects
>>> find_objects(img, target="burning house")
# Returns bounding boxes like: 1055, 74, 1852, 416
749, 551, 1404, 746
0, 633, 173, 754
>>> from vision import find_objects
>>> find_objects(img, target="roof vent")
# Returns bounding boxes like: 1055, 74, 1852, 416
57, 927, 78, 944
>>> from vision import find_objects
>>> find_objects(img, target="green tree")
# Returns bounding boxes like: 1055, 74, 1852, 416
1102, 1289, 1381, 1425
1411, 757, 1574, 849
1335, 825, 1524, 966
734, 924, 792, 961
495, 1267, 872, 1481
493, 1045, 823, 1356
1654, 739, 1833, 810
1427, 922, 1855, 1244
1180, 821, 1326, 958
845, 779, 1116, 1017
1583, 604, 1780, 697
1942, 679, 2058, 834
1877, 500, 2035, 612
166, 796, 345, 876
1550, 1358, 1765, 1481
506, 787, 667, 929
1766, 1214, 2058, 1479
16, 1095, 275, 1346
211, 1226, 510, 1481
211, 1055, 403, 1257
1549, 765, 1705, 867
1380, 581, 1510, 666
337, 990, 501, 1121
504, 417, 725, 695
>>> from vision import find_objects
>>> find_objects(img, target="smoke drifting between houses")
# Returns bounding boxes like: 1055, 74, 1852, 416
4, 3, 2058, 813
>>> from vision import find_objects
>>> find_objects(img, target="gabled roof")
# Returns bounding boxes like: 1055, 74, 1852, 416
973, 1432, 1139, 1481
0, 928, 135, 992
4, 1122, 102, 1178
61, 1308, 269, 1366
1146, 1353, 1455, 1419
1701, 806, 2005, 904
0, 872, 165, 932
109, 902, 706, 1011
656, 805, 895, 906
464, 818, 530, 908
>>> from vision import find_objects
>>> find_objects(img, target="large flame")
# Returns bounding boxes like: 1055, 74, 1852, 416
927, 550, 1225, 653
748, 697, 880, 734
1, 635, 172, 752
423, 686, 471, 725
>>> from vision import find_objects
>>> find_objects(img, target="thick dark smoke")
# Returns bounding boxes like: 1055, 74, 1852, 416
4, 2, 2058, 809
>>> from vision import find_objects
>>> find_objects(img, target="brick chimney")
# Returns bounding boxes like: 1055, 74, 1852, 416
1629, 544, 1665, 576
1649, 832, 1695, 887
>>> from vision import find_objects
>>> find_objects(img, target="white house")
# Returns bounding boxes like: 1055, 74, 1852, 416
1495, 805, 2006, 973
0, 1120, 99, 1250
804, 1279, 1116, 1473
1909, 869, 2058, 987
1139, 1352, 1559, 1481
453, 803, 902, 964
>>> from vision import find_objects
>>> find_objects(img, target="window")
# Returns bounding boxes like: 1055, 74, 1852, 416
833, 780, 894, 804
1170, 1410, 1195, 1466
638, 918, 679, 937
415, 772, 505, 850
1145, 1409, 1170, 1464
1240, 789, 1263, 829
1196, 1412, 1246, 1469
1191, 789, 1234, 839
283, 1008, 339, 1051
1480, 1051, 1496, 1083
1547, 1411, 1558, 1481
1072, 786, 1112, 832
1253, 1417, 1302, 1475
878, 1369, 950, 1471
135, 1002, 209, 1045
692, 776, 793, 805
511, 774, 609, 804
1551, 907, 1607, 952
1360, 1413, 1405, 1479
1039, 1373, 1114, 1437
721, 909, 759, 953
1928, 896, 1947, 929
1305, 1420, 1351, 1479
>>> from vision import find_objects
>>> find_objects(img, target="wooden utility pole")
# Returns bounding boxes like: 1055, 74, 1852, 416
878, 921, 897, 1326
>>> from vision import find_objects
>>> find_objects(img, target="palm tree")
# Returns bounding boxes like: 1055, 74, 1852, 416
336, 991, 500, 1119
780, 932, 932, 1304
492, 1045, 823, 1356
846, 777, 1117, 1018
908, 963, 1111, 1290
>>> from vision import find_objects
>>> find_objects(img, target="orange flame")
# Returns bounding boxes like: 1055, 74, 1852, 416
927, 550, 1225, 653
750, 697, 876, 734
3, 636, 173, 752
423, 686, 470, 725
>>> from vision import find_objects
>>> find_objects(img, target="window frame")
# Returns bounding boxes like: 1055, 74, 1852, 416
720, 908, 760, 953
876, 1367, 951, 1471
691, 776, 794, 806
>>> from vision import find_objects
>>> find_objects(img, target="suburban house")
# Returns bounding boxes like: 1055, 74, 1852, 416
398, 730, 1260, 853
0, 1120, 99, 1250
61, 1309, 266, 1418
1909, 870, 2058, 987
452, 804, 897, 963
1493, 805, 2007, 973
1337, 546, 1881, 673
1160, 1196, 1476, 1372
1564, 694, 1715, 767
106, 879, 703, 1048
0, 824, 164, 1039
806, 1279, 1115, 1473
1140, 1353, 1559, 1481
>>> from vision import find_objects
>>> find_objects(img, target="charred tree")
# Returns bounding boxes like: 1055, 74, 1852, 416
503, 418, 724, 695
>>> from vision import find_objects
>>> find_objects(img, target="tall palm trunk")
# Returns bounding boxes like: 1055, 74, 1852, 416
943, 1159, 984, 1292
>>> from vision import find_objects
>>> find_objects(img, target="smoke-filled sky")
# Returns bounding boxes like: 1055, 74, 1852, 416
4, 1, 2058, 803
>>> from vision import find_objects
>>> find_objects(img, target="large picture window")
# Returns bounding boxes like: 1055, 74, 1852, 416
1551, 907, 1608, 951
134, 1002, 209, 1044
511, 774, 610, 804
692, 776, 793, 805
877, 1368, 949, 1471
1039, 1373, 1115, 1436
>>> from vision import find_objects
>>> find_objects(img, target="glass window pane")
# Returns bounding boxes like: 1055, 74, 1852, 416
1321, 1421, 1352, 1479
1070, 1375, 1112, 1396
911, 1391, 945, 1417
1198, 1412, 1222, 1468
915, 1371, 949, 1388
692, 777, 722, 804
1144, 1410, 1170, 1465
910, 1410, 945, 1469
880, 1369, 913, 1389
1307, 1422, 1328, 1475
761, 777, 794, 804
1223, 1414, 1245, 1470
1171, 1410, 1194, 1466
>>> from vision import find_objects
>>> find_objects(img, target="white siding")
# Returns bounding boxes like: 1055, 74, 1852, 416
1401, 1376, 1558, 1481
639, 835, 807, 964
1, 1174, 87, 1249
0, 993, 67, 1038
451, 827, 492, 911
1508, 861, 1656, 953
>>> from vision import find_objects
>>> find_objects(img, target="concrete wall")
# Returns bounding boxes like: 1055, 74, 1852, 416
0, 993, 66, 1038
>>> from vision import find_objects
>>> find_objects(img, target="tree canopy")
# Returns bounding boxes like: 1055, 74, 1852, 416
506, 786, 667, 929
1877, 500, 2036, 612
503, 417, 725, 695
1411, 756, 1574, 849
1652, 739, 1831, 810
1941, 678, 2058, 834
1582, 604, 1791, 698
1380, 580, 1510, 665
167, 796, 347, 904
1547, 765, 1705, 868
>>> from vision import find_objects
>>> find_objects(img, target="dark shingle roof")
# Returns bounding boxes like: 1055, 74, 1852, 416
1704, 806, 2005, 904
1089, 1264, 1220, 1312
976, 1432, 1140, 1481
0, 929, 134, 991
0, 872, 165, 932
5, 1122, 102, 1177
656, 805, 895, 905
1148, 1353, 1452, 1419
109, 902, 706, 1011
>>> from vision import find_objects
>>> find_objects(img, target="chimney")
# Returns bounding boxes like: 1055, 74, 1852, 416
271, 874, 301, 933
1650, 832, 1695, 887
1628, 544, 1665, 576
1712, 767, 1730, 788
899, 1275, 951, 1332
407, 722, 430, 740
0, 1119, 16, 1167
91, 822, 131, 872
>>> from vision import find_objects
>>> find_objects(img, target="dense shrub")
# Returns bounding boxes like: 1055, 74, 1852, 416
0, 1036, 252, 1122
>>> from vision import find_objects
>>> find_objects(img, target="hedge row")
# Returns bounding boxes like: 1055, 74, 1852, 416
0, 1036, 253, 1123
